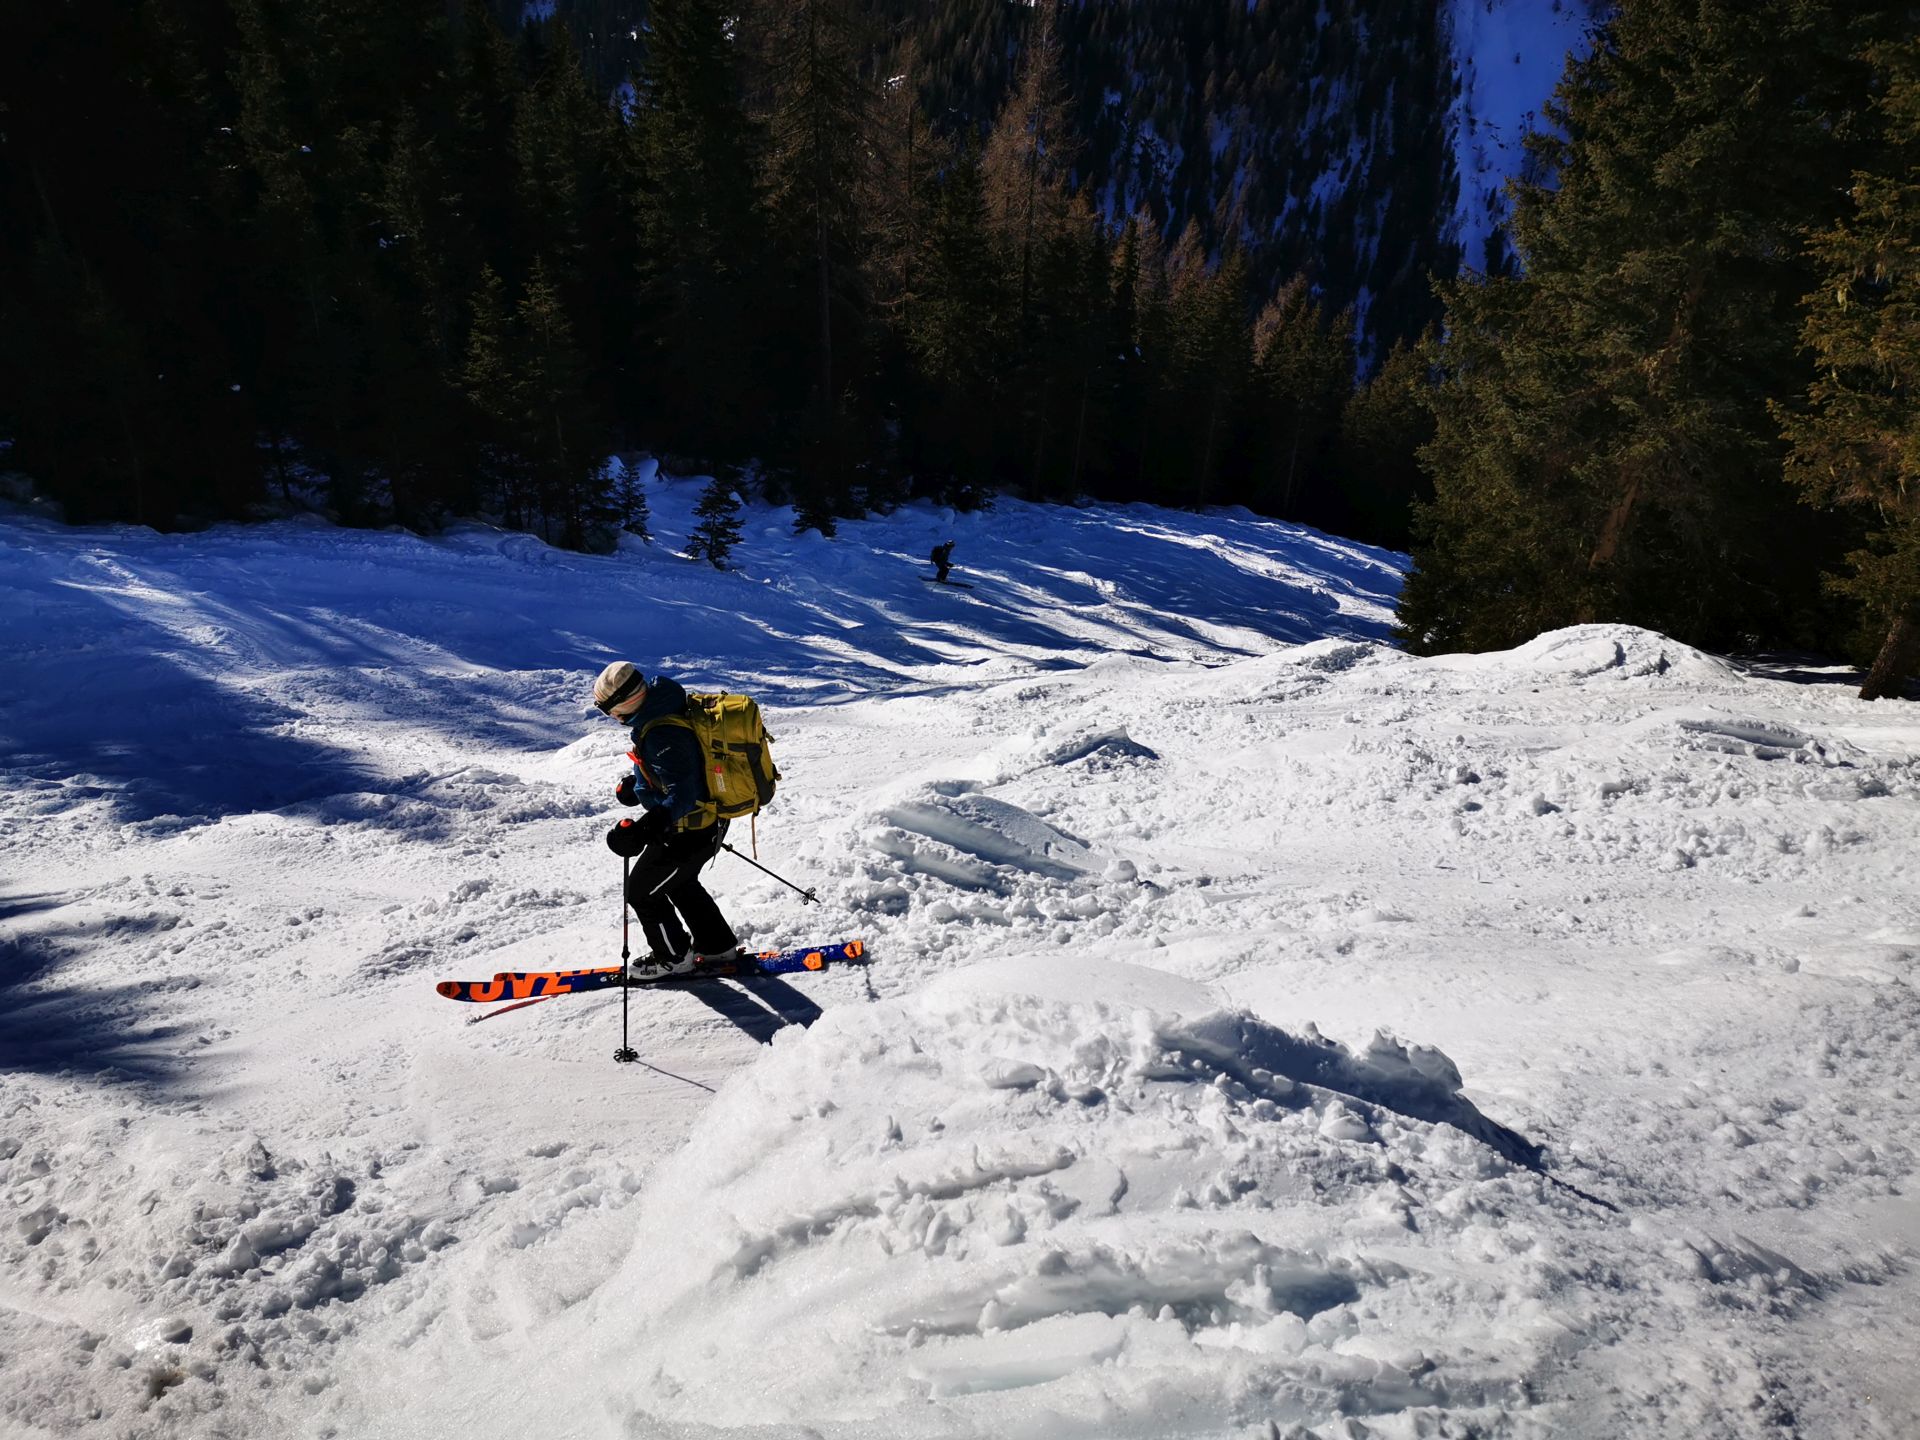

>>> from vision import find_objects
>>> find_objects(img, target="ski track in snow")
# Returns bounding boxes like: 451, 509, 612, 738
2, 486, 1918, 1439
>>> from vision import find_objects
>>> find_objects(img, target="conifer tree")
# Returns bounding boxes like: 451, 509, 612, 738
1247, 277, 1354, 522
866, 44, 944, 336
759, 0, 873, 431
757, 0, 875, 523
1778, 41, 1920, 700
1105, 218, 1170, 502
1400, 0, 1908, 657
1338, 333, 1434, 548
451, 5, 524, 281
904, 146, 1010, 496
1160, 227, 1253, 507
461, 265, 533, 527
612, 461, 654, 542
981, 0, 1080, 335
687, 472, 747, 567
376, 105, 461, 363
514, 257, 608, 548
1027, 199, 1115, 498
632, 0, 768, 459
512, 19, 635, 378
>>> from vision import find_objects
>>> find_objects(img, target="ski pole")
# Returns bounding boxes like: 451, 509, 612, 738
719, 842, 818, 904
468, 994, 558, 1026
615, 853, 638, 1064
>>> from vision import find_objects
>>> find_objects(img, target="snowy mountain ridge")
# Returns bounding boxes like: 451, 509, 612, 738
2, 483, 1918, 1438
1445, 0, 1605, 273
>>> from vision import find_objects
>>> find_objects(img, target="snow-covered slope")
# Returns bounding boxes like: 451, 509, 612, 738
2, 486, 1917, 1439
1446, 0, 1604, 273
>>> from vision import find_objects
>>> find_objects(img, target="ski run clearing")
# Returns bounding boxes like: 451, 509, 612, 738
3, 476, 1918, 1440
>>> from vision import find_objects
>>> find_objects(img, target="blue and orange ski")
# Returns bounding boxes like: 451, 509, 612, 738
435, 939, 866, 1005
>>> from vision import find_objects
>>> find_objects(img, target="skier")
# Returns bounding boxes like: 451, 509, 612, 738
592, 661, 742, 979
930, 539, 956, 583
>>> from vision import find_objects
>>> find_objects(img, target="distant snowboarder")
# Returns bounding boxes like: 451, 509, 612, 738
930, 540, 956, 584
593, 661, 742, 979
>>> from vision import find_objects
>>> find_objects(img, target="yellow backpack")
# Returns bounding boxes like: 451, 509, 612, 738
639, 692, 779, 831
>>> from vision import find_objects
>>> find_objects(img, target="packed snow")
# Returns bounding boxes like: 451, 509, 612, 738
2, 478, 1917, 1439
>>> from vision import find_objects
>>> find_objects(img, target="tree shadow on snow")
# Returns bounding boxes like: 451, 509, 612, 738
1732, 650, 1920, 699
5, 570, 569, 834
13, 509, 1404, 771
0, 918, 195, 1084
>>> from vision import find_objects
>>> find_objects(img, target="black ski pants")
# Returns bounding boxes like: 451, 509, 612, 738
624, 820, 738, 963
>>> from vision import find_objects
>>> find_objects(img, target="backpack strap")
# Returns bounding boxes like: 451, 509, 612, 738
634, 712, 718, 831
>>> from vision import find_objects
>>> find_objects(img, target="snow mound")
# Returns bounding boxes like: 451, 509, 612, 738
1430, 624, 1741, 687
567, 957, 1555, 1435
824, 782, 1147, 935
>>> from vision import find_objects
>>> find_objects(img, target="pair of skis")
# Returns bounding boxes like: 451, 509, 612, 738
436, 939, 866, 1024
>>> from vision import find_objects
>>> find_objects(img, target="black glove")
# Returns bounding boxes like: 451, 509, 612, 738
614, 774, 641, 807
606, 809, 670, 857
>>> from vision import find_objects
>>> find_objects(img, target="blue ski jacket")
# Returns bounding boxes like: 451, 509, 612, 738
623, 675, 709, 826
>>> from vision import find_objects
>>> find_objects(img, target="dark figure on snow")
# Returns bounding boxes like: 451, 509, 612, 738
930, 540, 955, 583
593, 661, 741, 979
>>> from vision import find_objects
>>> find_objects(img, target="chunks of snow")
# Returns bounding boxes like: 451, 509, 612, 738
531, 958, 1553, 1432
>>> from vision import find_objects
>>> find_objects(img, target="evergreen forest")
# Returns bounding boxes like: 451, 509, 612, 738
1, 0, 1916, 694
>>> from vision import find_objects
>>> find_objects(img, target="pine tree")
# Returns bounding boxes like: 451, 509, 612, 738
1778, 41, 1920, 700
1028, 199, 1115, 499
0, 0, 262, 524
514, 256, 608, 548
631, 0, 768, 460
759, 0, 873, 431
981, 0, 1080, 336
1247, 277, 1354, 522
757, 0, 875, 523
791, 487, 838, 538
1106, 217, 1170, 502
1337, 333, 1434, 549
904, 145, 1011, 497
451, 5, 523, 282
1400, 0, 1908, 657
866, 42, 944, 336
687, 471, 746, 566
1158, 226, 1253, 507
612, 460, 654, 542
461, 265, 533, 527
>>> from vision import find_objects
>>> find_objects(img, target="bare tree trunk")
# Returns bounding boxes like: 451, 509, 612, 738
1587, 470, 1643, 574
1578, 469, 1645, 623
1861, 606, 1920, 701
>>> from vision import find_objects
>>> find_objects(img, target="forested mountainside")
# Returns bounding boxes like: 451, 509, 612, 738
876, 0, 1461, 354
502, 0, 1600, 356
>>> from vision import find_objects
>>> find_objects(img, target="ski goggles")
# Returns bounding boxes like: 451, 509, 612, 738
594, 671, 649, 718
596, 692, 646, 719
